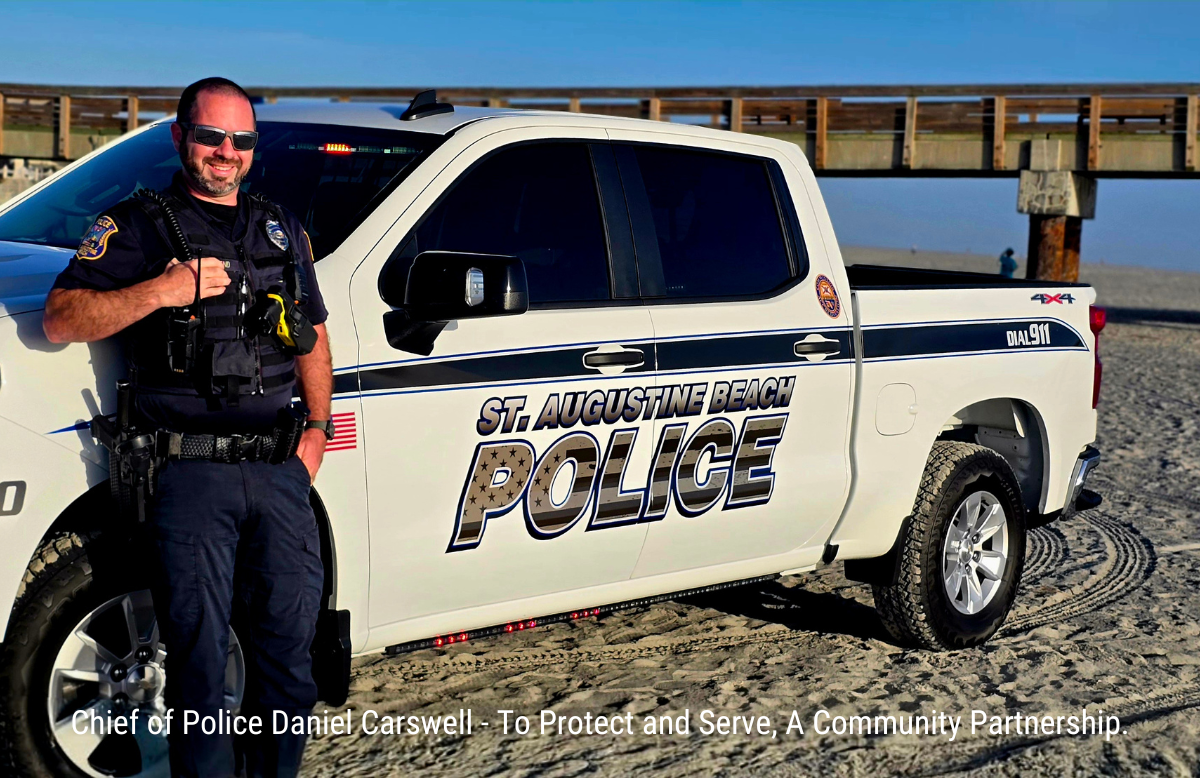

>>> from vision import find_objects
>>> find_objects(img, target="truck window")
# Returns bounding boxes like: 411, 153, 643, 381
0, 122, 437, 260
623, 145, 793, 299
410, 142, 611, 305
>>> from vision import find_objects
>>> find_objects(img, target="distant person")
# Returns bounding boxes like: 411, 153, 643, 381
910, 244, 917, 255
999, 247, 1017, 278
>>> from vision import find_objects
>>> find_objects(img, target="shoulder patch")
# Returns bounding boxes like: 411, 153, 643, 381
76, 215, 119, 261
815, 274, 841, 318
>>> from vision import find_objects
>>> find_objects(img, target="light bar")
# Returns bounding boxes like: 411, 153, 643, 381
385, 574, 778, 656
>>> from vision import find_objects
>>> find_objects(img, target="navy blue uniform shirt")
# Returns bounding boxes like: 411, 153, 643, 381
52, 174, 328, 434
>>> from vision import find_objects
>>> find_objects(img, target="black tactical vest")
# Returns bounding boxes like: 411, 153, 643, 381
131, 181, 303, 403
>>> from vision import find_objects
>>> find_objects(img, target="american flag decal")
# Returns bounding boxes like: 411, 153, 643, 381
327, 411, 358, 452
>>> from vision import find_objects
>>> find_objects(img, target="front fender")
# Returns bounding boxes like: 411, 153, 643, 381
0, 414, 105, 642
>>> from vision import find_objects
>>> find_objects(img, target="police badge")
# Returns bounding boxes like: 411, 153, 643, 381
265, 220, 289, 252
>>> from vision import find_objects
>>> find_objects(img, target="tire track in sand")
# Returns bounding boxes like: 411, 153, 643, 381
1023, 524, 1069, 582
908, 682, 1200, 776
1002, 511, 1155, 636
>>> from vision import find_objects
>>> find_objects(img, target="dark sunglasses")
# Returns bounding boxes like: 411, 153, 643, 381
179, 122, 259, 151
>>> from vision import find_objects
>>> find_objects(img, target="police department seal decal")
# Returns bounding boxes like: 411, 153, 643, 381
75, 216, 118, 261
815, 274, 841, 318
265, 220, 289, 251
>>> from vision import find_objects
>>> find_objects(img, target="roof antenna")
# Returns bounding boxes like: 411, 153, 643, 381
400, 90, 454, 121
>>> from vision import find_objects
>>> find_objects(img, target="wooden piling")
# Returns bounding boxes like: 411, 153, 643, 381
1187, 94, 1198, 172
125, 95, 138, 133
56, 95, 71, 160
1087, 94, 1102, 171
903, 96, 918, 168
1026, 214, 1083, 282
727, 97, 743, 132
992, 96, 1006, 170
814, 96, 828, 170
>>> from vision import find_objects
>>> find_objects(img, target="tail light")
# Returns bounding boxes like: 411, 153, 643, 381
1089, 305, 1106, 408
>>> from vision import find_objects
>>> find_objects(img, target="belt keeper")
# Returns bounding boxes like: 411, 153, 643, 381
155, 430, 184, 460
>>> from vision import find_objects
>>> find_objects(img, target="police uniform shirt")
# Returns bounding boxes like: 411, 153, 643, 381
51, 173, 328, 434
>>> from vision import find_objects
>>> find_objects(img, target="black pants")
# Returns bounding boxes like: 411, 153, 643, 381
149, 457, 324, 778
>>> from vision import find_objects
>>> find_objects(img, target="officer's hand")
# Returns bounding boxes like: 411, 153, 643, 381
296, 428, 326, 484
156, 257, 231, 308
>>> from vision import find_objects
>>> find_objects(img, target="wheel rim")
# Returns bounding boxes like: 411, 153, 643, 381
941, 490, 1009, 615
46, 589, 245, 778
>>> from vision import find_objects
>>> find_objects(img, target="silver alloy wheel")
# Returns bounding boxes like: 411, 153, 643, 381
46, 589, 245, 778
941, 490, 1009, 615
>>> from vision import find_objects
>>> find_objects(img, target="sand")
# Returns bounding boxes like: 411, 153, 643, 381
300, 248, 1200, 777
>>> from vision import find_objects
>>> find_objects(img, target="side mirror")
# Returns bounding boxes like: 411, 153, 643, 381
404, 250, 528, 320
383, 251, 529, 355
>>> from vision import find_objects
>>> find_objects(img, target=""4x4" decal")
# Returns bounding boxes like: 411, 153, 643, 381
1031, 293, 1076, 304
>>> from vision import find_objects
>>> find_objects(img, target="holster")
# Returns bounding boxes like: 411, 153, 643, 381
91, 381, 159, 524
268, 402, 308, 464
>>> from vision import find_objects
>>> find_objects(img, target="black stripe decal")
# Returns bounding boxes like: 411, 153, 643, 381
349, 345, 655, 395
336, 320, 1082, 397
656, 330, 853, 372
863, 320, 1085, 360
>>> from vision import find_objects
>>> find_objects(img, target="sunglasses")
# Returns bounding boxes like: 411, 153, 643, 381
179, 122, 259, 151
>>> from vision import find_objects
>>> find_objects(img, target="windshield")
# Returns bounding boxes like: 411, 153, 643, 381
0, 121, 438, 259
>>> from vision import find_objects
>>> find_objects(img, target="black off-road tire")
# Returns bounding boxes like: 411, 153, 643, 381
0, 531, 142, 778
873, 442, 1027, 650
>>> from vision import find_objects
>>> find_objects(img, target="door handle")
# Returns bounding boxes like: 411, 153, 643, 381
583, 348, 645, 370
793, 337, 841, 358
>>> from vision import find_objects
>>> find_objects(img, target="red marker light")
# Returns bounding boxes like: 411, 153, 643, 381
323, 143, 353, 154
434, 637, 444, 647
505, 624, 514, 633
459, 633, 468, 642
592, 608, 600, 616
1089, 305, 1106, 408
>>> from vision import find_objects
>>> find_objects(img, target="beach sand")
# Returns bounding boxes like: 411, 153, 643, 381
301, 248, 1200, 777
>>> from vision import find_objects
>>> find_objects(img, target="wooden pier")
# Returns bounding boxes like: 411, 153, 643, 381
3, 82, 1198, 279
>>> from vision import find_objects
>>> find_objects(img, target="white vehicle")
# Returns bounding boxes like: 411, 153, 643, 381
0, 94, 1103, 777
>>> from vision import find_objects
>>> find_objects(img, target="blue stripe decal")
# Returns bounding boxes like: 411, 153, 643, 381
48, 421, 91, 435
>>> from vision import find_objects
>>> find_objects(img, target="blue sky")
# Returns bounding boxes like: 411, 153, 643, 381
4, 1, 1198, 269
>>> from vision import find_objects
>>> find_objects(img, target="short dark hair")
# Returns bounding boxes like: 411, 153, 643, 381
176, 77, 256, 125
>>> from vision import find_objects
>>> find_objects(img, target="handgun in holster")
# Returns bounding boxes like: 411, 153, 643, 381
269, 401, 309, 465
90, 381, 160, 524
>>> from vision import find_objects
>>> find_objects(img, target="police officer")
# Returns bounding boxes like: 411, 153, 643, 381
44, 77, 332, 778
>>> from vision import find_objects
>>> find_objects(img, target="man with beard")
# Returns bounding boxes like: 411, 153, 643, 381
43, 77, 332, 778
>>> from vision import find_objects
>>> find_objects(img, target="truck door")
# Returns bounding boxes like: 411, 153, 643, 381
608, 138, 854, 578
348, 132, 656, 639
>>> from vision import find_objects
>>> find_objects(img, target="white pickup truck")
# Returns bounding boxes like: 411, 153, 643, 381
0, 95, 1103, 778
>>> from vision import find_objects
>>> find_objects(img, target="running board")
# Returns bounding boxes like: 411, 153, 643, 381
385, 574, 780, 657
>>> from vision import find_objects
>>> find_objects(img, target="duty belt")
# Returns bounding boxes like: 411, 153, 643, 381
157, 430, 283, 463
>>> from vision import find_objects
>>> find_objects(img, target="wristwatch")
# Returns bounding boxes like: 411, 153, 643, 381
305, 419, 336, 441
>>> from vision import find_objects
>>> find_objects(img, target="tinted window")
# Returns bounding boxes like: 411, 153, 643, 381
629, 145, 792, 298
0, 122, 435, 259
409, 143, 611, 304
